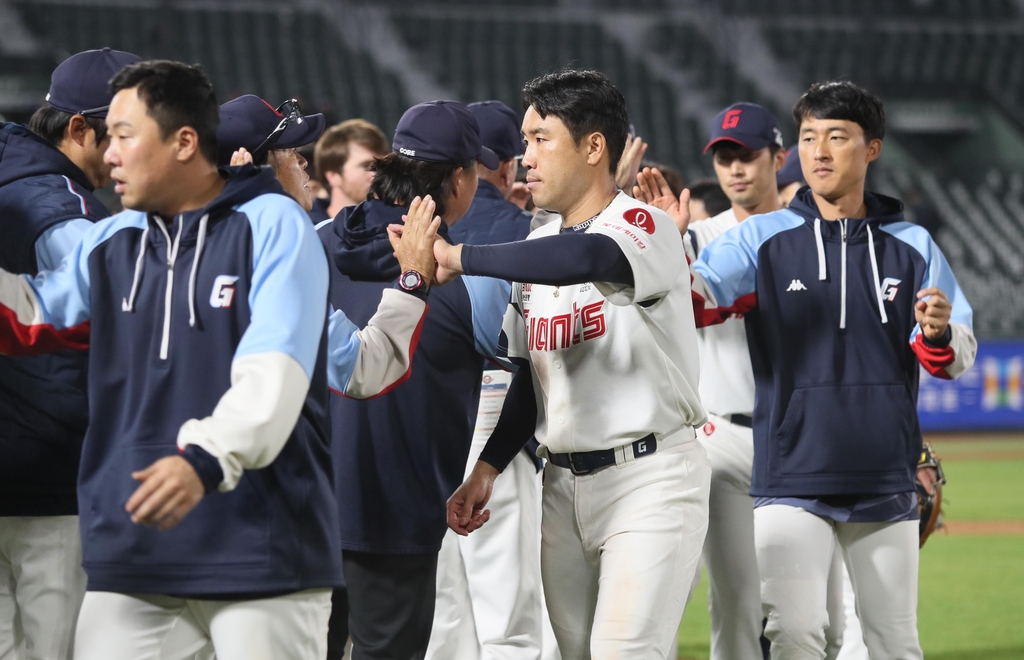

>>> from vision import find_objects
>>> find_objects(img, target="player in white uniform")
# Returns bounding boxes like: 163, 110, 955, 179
431, 70, 710, 659
640, 103, 850, 660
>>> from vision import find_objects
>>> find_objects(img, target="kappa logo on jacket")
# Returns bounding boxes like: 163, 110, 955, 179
786, 279, 807, 292
210, 275, 240, 308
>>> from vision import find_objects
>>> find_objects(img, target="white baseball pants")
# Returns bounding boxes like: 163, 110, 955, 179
74, 588, 332, 660
0, 515, 86, 660
541, 430, 710, 660
427, 450, 554, 660
754, 505, 923, 660
835, 563, 869, 660
693, 417, 848, 660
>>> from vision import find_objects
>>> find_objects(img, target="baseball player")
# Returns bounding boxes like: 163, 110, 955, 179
640, 103, 850, 660
0, 46, 140, 660
657, 81, 975, 659
433, 69, 710, 659
320, 100, 513, 660
426, 100, 556, 660
0, 59, 440, 660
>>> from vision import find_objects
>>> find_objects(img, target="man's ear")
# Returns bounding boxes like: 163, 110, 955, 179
866, 138, 883, 164
585, 132, 607, 167
773, 148, 787, 173
324, 170, 343, 188
173, 126, 201, 162
64, 114, 90, 148
501, 159, 518, 186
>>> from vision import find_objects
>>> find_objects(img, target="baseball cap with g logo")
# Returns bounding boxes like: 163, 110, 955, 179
704, 102, 784, 154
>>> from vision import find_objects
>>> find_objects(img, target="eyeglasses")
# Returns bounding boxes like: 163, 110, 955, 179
251, 99, 304, 165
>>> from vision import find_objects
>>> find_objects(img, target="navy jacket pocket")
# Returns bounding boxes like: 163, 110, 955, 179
83, 444, 270, 568
775, 384, 915, 478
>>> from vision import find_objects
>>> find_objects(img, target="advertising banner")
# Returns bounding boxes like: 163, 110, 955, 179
918, 340, 1024, 431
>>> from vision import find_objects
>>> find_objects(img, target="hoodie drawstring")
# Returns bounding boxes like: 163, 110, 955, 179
814, 218, 827, 281
121, 226, 150, 312
866, 223, 888, 324
815, 218, 889, 330
188, 213, 209, 327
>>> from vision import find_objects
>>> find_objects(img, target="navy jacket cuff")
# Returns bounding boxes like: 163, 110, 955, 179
922, 326, 952, 349
181, 445, 224, 494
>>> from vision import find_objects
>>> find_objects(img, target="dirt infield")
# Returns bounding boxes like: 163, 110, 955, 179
942, 520, 1024, 535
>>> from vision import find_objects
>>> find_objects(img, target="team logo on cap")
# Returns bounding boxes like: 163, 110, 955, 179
399, 147, 416, 156
622, 208, 656, 235
722, 109, 742, 129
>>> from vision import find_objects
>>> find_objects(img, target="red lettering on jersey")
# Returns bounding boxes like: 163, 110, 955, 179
535, 317, 549, 351
550, 313, 572, 349
581, 301, 606, 341
722, 109, 742, 129
622, 208, 656, 235
702, 422, 716, 436
526, 301, 606, 352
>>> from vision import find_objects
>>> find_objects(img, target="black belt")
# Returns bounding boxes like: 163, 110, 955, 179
548, 433, 657, 476
724, 413, 753, 428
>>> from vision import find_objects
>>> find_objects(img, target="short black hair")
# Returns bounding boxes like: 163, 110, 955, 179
28, 105, 107, 148
367, 152, 473, 218
689, 178, 731, 218
110, 60, 219, 163
522, 69, 629, 174
792, 81, 885, 143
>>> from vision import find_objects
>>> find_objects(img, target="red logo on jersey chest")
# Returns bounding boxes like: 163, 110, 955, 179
722, 109, 742, 129
524, 301, 606, 352
622, 208, 656, 235
702, 422, 716, 436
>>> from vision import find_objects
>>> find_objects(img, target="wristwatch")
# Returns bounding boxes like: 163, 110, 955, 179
399, 270, 429, 294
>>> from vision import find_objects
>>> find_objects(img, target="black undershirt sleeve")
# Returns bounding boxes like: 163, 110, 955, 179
477, 360, 538, 473
461, 233, 634, 287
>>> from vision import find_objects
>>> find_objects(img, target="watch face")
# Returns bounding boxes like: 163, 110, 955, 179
401, 271, 422, 290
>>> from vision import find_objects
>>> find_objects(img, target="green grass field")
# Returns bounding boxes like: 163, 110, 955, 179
677, 435, 1024, 659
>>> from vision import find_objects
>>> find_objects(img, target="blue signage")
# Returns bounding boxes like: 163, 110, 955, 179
918, 340, 1024, 431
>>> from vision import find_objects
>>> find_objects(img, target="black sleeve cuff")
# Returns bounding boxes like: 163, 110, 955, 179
461, 244, 480, 277
392, 281, 429, 302
922, 326, 952, 348
181, 445, 224, 494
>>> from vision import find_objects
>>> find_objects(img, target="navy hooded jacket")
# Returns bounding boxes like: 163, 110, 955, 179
691, 188, 976, 498
0, 123, 108, 516
319, 198, 509, 554
0, 165, 342, 595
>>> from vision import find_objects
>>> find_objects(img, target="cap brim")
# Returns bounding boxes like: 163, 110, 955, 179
274, 113, 326, 150
703, 134, 772, 154
478, 146, 500, 170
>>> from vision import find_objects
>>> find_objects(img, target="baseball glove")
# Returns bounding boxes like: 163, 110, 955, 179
917, 442, 946, 548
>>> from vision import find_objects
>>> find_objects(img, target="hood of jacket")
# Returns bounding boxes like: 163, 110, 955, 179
786, 185, 905, 239
332, 198, 450, 282
0, 122, 96, 191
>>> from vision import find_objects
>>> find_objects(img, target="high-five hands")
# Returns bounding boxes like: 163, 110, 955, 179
387, 195, 443, 285
915, 287, 952, 341
446, 461, 499, 535
634, 167, 691, 234
229, 148, 254, 167
616, 135, 649, 196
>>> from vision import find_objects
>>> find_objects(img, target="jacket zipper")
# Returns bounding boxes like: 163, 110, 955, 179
153, 215, 184, 360
839, 218, 847, 330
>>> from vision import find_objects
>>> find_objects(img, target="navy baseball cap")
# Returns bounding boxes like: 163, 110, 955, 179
468, 100, 523, 161
393, 101, 499, 170
704, 102, 784, 154
45, 47, 142, 117
777, 146, 805, 187
216, 95, 326, 166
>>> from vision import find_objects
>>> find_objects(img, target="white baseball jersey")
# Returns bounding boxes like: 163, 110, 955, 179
686, 209, 755, 416
499, 191, 707, 454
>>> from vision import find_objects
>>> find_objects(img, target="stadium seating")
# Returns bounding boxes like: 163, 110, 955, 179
12, 2, 409, 136
717, 0, 1018, 19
